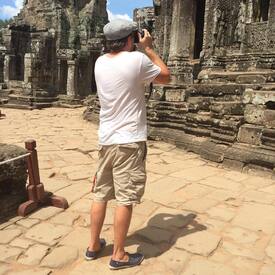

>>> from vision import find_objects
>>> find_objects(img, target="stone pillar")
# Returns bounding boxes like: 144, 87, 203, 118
168, 0, 196, 84
268, 0, 275, 49
56, 59, 62, 92
66, 60, 78, 97
24, 53, 33, 84
0, 54, 4, 83
3, 54, 13, 83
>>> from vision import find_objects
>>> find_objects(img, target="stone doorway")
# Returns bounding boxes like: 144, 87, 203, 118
253, 0, 270, 22
59, 60, 68, 94
193, 0, 206, 59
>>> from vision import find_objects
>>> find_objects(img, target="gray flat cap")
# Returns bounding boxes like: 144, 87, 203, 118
103, 19, 138, 41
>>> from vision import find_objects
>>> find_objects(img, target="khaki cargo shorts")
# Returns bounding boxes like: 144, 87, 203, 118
92, 142, 147, 205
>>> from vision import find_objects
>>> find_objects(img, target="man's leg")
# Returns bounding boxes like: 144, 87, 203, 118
112, 204, 133, 260
89, 201, 107, 251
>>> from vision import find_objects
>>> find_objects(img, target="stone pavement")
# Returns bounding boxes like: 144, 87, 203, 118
1, 108, 275, 275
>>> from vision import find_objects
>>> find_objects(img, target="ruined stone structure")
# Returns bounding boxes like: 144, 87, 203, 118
0, 0, 108, 108
132, 0, 275, 174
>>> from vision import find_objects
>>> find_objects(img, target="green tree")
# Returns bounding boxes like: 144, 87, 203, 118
0, 19, 12, 29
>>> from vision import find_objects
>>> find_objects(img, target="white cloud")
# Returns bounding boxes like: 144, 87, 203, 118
0, 0, 23, 19
107, 9, 132, 21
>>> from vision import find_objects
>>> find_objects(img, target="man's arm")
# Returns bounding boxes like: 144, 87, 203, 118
138, 30, 170, 84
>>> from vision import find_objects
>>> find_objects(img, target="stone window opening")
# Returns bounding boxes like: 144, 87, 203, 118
193, 0, 206, 59
265, 101, 275, 110
253, 0, 270, 22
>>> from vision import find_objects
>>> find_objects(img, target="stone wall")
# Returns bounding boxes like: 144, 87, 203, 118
0, 144, 28, 220
131, 0, 275, 176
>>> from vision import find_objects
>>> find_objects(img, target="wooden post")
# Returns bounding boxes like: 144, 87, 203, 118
18, 139, 69, 217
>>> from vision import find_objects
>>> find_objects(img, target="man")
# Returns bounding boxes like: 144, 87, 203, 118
86, 19, 170, 270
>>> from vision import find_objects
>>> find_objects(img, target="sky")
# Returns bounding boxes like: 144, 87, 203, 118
0, 0, 153, 20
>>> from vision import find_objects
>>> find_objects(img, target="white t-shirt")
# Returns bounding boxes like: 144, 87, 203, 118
95, 51, 161, 145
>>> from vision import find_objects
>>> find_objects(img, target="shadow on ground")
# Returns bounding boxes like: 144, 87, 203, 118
101, 212, 207, 259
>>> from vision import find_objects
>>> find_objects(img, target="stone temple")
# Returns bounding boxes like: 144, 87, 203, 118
1, 0, 275, 175
132, 0, 275, 175
0, 0, 108, 107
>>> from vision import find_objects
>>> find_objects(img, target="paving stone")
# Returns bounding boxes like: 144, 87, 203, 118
265, 235, 275, 262
59, 227, 90, 251
259, 184, 275, 195
223, 227, 259, 244
0, 229, 22, 244
16, 218, 40, 228
49, 211, 80, 226
135, 226, 173, 244
0, 264, 11, 275
175, 231, 221, 256
156, 248, 190, 274
232, 203, 275, 234
181, 198, 218, 213
17, 244, 50, 265
144, 176, 189, 202
182, 258, 236, 275
10, 238, 35, 249
206, 205, 236, 222
223, 171, 249, 182
128, 214, 148, 233
0, 217, 22, 230
25, 223, 72, 246
42, 178, 72, 193
28, 207, 63, 220
206, 189, 238, 202
200, 176, 244, 191
176, 183, 215, 200
41, 246, 78, 268
133, 200, 159, 217
55, 182, 91, 204
229, 257, 261, 275
205, 219, 227, 232
69, 199, 91, 213
0, 245, 22, 262
240, 190, 275, 204
260, 264, 275, 275
9, 268, 52, 275
170, 166, 221, 181
223, 241, 265, 261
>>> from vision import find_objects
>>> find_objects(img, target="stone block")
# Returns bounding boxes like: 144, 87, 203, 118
0, 229, 22, 244
183, 259, 235, 275
243, 89, 275, 105
175, 231, 221, 256
165, 89, 186, 102
25, 223, 72, 246
210, 102, 244, 115
18, 244, 50, 266
200, 140, 228, 163
244, 104, 265, 124
0, 144, 28, 219
236, 75, 266, 84
237, 124, 263, 145
232, 202, 275, 234
41, 246, 78, 268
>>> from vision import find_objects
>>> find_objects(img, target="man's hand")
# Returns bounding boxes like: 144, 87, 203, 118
138, 29, 153, 51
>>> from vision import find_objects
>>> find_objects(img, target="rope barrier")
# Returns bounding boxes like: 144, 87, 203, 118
0, 152, 31, 165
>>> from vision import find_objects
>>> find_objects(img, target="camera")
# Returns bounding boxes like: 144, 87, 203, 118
133, 30, 145, 44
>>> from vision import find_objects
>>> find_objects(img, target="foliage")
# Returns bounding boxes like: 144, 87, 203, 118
0, 19, 12, 29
